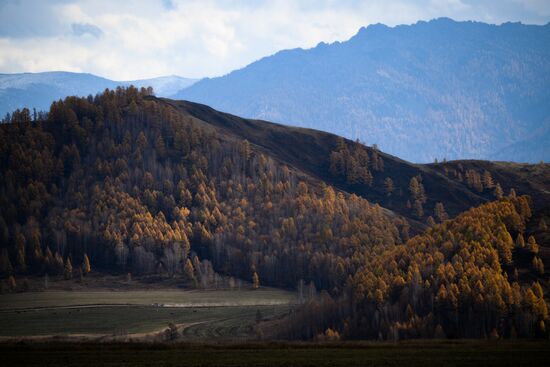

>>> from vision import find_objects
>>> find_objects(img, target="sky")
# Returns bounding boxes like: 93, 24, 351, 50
0, 0, 549, 80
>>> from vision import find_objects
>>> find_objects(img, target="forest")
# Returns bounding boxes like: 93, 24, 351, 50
0, 87, 548, 340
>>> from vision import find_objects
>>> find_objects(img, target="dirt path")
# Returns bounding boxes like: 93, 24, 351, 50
0, 319, 220, 343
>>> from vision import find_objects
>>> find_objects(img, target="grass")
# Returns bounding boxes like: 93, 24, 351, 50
0, 304, 287, 337
0, 288, 297, 310
1, 340, 550, 367
0, 288, 296, 337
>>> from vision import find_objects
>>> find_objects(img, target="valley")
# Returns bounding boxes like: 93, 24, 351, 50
1, 88, 548, 342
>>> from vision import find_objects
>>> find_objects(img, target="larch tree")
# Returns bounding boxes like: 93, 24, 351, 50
252, 271, 260, 289
527, 236, 539, 254
434, 202, 448, 222
482, 170, 494, 188
64, 258, 73, 280
184, 258, 195, 281
494, 183, 504, 199
384, 177, 394, 196
83, 254, 91, 275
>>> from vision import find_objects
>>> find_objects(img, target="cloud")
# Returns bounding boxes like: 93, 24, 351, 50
71, 22, 103, 38
0, 0, 549, 80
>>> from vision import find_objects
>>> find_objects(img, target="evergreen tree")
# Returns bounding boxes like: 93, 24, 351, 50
83, 254, 91, 275
252, 272, 260, 289
384, 177, 394, 196
434, 202, 448, 222
494, 183, 504, 199
64, 258, 73, 280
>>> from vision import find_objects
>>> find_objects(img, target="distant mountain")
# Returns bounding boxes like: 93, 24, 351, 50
175, 18, 550, 163
0, 71, 198, 117
125, 75, 198, 97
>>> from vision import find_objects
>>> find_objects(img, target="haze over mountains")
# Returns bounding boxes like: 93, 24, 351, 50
0, 72, 197, 118
176, 18, 550, 163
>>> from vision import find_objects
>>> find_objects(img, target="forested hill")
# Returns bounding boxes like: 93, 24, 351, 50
0, 71, 198, 118
162, 98, 550, 225
175, 18, 550, 163
0, 88, 549, 339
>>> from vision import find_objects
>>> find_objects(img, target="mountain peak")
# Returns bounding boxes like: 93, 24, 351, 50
176, 19, 550, 163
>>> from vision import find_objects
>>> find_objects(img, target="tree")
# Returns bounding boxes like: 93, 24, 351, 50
516, 234, 525, 248
434, 202, 448, 222
136, 131, 148, 151
155, 135, 166, 158
252, 272, 260, 289
527, 236, 539, 254
7, 275, 16, 292
532, 257, 544, 275
240, 139, 251, 161
409, 177, 421, 199
482, 171, 494, 188
184, 258, 195, 281
414, 199, 424, 218
434, 324, 446, 339
82, 254, 91, 275
64, 258, 73, 280
494, 183, 503, 199
384, 177, 394, 196
0, 248, 13, 276
15, 233, 26, 272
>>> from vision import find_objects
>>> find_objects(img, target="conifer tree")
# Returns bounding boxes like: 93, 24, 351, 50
83, 254, 91, 275
494, 183, 504, 199
64, 258, 73, 280
434, 202, 448, 222
252, 272, 260, 289
527, 236, 539, 254
184, 258, 195, 281
7, 275, 16, 292
384, 177, 394, 196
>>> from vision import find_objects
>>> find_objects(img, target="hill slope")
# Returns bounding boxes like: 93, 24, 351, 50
163, 99, 550, 224
175, 18, 550, 163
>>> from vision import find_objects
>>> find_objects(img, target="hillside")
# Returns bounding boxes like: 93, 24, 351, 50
0, 72, 198, 118
175, 18, 550, 163
0, 89, 549, 339
162, 99, 550, 224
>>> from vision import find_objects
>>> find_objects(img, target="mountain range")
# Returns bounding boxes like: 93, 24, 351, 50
1, 18, 549, 164
176, 18, 550, 163
0, 71, 197, 118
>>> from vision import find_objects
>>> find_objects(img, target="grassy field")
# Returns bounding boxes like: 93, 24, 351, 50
0, 304, 287, 337
0, 288, 296, 338
1, 341, 550, 367
0, 288, 297, 310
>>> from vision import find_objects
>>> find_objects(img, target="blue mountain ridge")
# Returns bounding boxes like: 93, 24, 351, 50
175, 18, 550, 163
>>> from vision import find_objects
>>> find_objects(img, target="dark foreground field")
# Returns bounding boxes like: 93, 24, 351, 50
2, 341, 550, 367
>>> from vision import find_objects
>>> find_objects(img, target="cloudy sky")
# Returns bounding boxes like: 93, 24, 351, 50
0, 0, 549, 80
